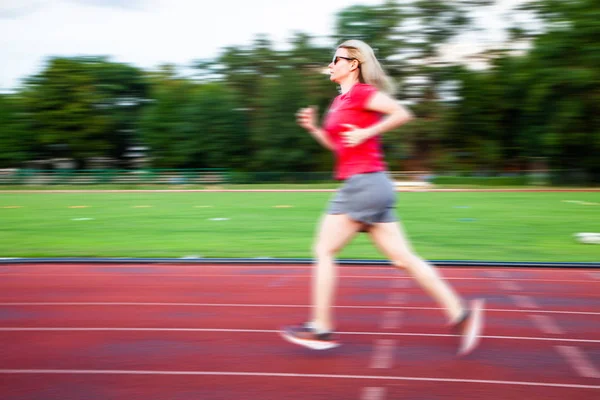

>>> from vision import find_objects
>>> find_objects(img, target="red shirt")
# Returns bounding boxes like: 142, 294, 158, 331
322, 83, 386, 180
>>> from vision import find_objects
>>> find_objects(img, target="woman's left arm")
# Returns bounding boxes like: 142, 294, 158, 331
341, 92, 413, 147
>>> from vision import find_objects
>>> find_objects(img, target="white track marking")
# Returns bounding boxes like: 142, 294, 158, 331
555, 346, 600, 379
510, 295, 539, 309
0, 327, 598, 343
0, 369, 597, 389
588, 272, 600, 280
361, 387, 386, 400
267, 277, 293, 287
0, 264, 593, 274
388, 293, 408, 305
529, 315, 565, 335
390, 279, 410, 289
487, 271, 510, 278
369, 340, 395, 369
0, 272, 596, 284
380, 311, 403, 330
0, 302, 598, 315
498, 281, 522, 291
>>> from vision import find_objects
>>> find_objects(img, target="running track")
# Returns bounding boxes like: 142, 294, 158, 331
1, 263, 599, 399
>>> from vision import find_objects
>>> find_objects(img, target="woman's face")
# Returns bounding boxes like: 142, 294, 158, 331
328, 48, 357, 83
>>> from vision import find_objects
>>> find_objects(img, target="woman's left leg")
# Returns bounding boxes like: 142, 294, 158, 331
367, 221, 464, 323
368, 221, 485, 355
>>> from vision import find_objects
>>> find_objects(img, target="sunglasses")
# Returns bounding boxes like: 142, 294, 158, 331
332, 56, 356, 65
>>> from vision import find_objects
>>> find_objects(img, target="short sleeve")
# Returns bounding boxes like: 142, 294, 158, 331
350, 83, 378, 109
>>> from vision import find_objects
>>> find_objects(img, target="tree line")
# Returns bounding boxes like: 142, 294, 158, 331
0, 0, 598, 182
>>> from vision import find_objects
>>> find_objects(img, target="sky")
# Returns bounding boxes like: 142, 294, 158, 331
0, 0, 525, 92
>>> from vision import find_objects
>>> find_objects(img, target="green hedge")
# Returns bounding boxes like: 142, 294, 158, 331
431, 175, 530, 186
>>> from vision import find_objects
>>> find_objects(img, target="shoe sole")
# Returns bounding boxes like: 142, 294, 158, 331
279, 331, 340, 350
457, 298, 485, 356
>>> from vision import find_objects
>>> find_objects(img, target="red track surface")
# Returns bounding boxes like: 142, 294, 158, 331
1, 263, 599, 399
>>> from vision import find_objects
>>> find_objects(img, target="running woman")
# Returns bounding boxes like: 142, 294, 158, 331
280, 39, 484, 356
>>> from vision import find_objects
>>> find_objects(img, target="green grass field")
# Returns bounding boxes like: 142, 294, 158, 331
1, 190, 599, 262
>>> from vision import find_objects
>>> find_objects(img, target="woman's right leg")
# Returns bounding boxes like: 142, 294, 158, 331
279, 213, 363, 350
311, 213, 363, 332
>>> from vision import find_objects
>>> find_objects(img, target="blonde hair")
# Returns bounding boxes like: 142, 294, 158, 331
337, 40, 396, 95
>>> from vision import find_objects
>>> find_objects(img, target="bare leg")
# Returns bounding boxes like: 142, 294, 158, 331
368, 221, 465, 323
311, 213, 363, 332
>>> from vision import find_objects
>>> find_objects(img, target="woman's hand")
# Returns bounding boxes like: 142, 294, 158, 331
296, 105, 335, 150
341, 124, 373, 147
296, 106, 318, 132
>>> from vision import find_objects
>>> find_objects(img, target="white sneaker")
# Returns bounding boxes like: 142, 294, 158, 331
455, 299, 485, 356
280, 323, 340, 350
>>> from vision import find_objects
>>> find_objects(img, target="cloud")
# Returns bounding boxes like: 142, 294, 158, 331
0, 1, 47, 19
69, 0, 149, 10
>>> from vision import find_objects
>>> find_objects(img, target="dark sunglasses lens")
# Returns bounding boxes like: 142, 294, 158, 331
332, 56, 355, 65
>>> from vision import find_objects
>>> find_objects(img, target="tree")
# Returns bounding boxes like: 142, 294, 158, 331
331, 0, 496, 171
181, 83, 250, 169
249, 69, 326, 172
138, 69, 196, 168
0, 94, 32, 167
84, 58, 149, 162
520, 0, 600, 181
21, 57, 109, 166
139, 67, 250, 170
192, 32, 338, 172
333, 0, 406, 63
444, 0, 599, 182
20, 57, 148, 167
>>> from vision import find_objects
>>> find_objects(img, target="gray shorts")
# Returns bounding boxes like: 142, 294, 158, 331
327, 171, 397, 228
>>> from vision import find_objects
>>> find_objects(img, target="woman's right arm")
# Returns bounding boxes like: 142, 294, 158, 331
296, 106, 334, 151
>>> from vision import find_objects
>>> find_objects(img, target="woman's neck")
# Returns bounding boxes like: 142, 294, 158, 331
339, 78, 360, 94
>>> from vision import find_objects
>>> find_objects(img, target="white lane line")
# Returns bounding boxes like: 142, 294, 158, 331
487, 271, 510, 279
0, 369, 598, 389
555, 346, 600, 379
0, 327, 277, 333
0, 327, 598, 343
510, 295, 539, 309
391, 279, 410, 289
498, 281, 522, 291
267, 277, 293, 287
0, 264, 594, 278
0, 303, 598, 315
380, 311, 403, 330
0, 273, 594, 283
588, 272, 600, 280
388, 293, 408, 305
361, 386, 386, 400
369, 340, 396, 369
0, 264, 582, 272
529, 315, 565, 335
